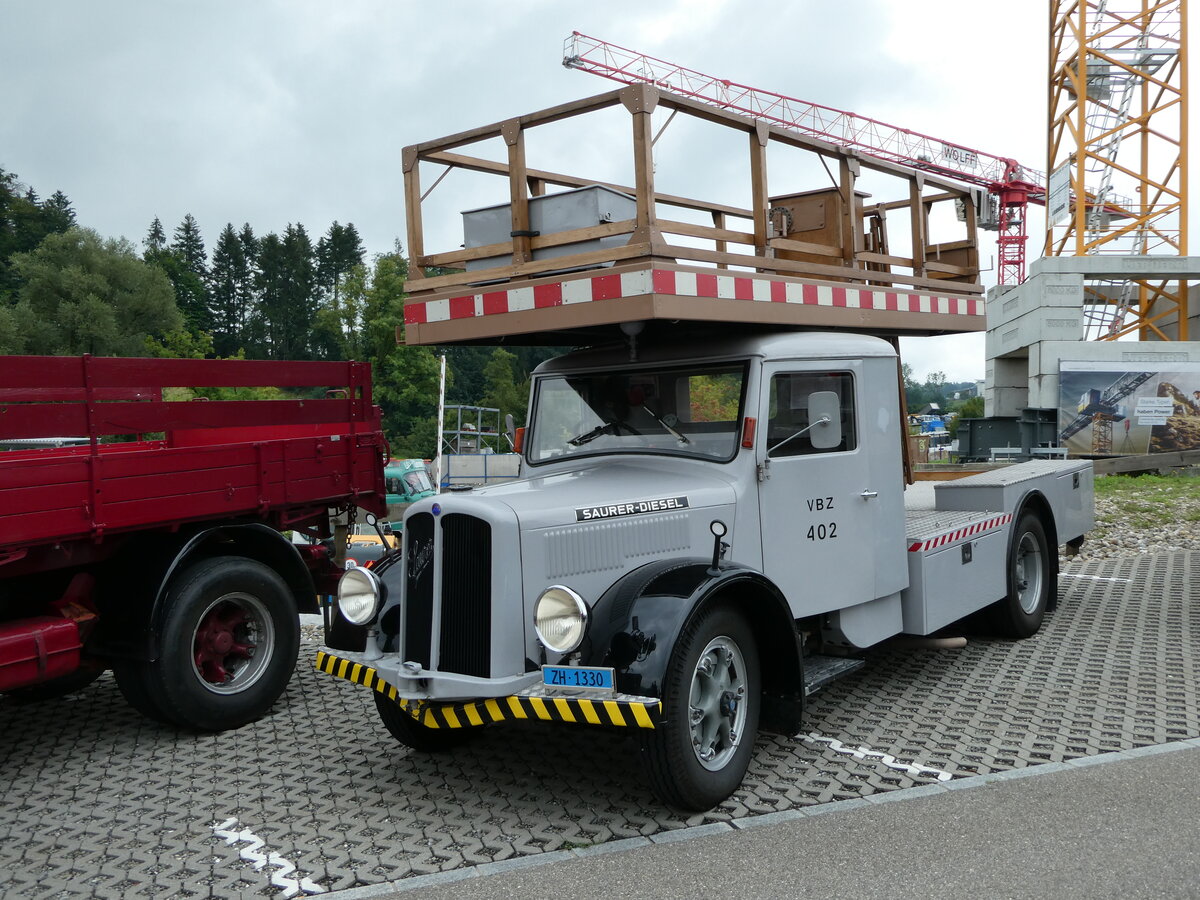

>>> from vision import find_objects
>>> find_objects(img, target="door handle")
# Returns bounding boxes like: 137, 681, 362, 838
860, 490, 879, 500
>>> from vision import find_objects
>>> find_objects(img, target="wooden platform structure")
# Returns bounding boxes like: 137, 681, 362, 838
401, 84, 987, 346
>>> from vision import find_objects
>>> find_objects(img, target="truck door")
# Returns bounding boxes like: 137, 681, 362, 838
757, 363, 876, 617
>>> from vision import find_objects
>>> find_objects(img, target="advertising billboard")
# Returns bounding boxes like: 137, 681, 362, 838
1058, 361, 1200, 455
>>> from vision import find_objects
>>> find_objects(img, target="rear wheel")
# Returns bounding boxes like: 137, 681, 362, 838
641, 604, 760, 810
114, 556, 299, 730
988, 513, 1051, 638
373, 692, 476, 752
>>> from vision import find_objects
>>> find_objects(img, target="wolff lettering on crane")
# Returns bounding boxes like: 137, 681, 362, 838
576, 496, 690, 522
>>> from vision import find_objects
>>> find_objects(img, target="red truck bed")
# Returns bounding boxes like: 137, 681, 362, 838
0, 355, 387, 554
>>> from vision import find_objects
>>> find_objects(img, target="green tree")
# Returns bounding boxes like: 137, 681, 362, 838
316, 221, 365, 302
41, 190, 76, 233
479, 347, 530, 425
166, 214, 210, 333
143, 217, 167, 256
208, 223, 251, 356
957, 395, 985, 419
0, 167, 77, 299
7, 228, 181, 355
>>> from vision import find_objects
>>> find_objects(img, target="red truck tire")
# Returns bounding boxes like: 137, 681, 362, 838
113, 556, 300, 731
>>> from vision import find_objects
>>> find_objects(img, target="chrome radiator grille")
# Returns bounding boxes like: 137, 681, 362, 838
403, 511, 492, 677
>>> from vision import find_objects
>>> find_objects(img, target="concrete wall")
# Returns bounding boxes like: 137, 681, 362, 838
983, 266, 1200, 419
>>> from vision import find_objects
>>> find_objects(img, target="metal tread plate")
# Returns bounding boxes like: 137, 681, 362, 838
934, 459, 1087, 490
1, 550, 1196, 898
904, 508, 1008, 543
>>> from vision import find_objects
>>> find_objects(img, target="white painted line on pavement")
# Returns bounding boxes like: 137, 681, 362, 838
802, 732, 954, 782
212, 817, 325, 897
1060, 574, 1131, 583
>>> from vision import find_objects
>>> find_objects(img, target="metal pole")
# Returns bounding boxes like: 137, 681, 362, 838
434, 354, 447, 489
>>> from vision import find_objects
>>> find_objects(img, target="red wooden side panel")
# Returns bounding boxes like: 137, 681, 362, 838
0, 355, 385, 553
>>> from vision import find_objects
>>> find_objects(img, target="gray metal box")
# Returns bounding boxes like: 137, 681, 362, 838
462, 185, 636, 272
933, 459, 1094, 543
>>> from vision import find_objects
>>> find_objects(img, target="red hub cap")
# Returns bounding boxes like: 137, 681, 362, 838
194, 602, 253, 684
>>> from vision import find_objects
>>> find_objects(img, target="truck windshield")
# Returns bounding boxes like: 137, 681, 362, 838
528, 362, 747, 464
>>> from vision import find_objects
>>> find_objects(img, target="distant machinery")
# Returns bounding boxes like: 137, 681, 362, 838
1046, 1, 1189, 341
1059, 370, 1154, 452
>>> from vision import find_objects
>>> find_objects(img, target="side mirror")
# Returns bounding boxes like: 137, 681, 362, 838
504, 413, 516, 449
808, 391, 843, 450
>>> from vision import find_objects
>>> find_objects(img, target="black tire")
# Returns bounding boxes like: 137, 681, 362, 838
373, 692, 476, 752
988, 513, 1051, 639
114, 556, 299, 731
3, 666, 104, 702
640, 603, 760, 810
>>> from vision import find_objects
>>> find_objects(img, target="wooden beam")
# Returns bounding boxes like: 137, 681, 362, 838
661, 244, 984, 294
625, 85, 659, 241
420, 220, 636, 267
423, 151, 753, 218
502, 120, 532, 265
749, 122, 770, 257
402, 146, 425, 282
404, 89, 625, 155
909, 177, 927, 278
405, 242, 654, 294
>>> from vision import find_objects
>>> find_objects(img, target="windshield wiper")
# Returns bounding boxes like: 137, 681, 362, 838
569, 421, 619, 446
641, 404, 689, 444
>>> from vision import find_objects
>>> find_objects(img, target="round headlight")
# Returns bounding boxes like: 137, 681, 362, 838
534, 585, 588, 654
338, 566, 381, 625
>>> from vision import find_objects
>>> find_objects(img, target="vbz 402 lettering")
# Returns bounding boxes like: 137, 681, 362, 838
807, 522, 837, 541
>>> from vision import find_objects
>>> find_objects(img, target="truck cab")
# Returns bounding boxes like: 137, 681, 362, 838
319, 332, 1092, 809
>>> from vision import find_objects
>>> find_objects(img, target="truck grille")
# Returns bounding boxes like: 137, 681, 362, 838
403, 512, 435, 668
402, 511, 492, 678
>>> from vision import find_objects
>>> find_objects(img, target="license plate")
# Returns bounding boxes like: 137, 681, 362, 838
541, 665, 614, 691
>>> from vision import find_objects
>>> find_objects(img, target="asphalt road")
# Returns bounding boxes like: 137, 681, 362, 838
372, 742, 1200, 900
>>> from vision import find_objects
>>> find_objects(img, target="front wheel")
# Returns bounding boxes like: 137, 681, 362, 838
373, 692, 476, 752
988, 513, 1051, 638
641, 604, 760, 811
114, 556, 300, 730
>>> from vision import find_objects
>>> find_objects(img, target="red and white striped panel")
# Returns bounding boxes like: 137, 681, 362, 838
907, 513, 1012, 553
404, 268, 985, 325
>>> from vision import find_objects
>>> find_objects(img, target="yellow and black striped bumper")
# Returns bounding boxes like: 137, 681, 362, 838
315, 651, 661, 730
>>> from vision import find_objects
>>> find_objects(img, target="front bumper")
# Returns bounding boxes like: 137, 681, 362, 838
315, 650, 662, 730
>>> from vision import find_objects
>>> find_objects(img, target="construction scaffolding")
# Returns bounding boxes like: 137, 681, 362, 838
1046, 0, 1190, 341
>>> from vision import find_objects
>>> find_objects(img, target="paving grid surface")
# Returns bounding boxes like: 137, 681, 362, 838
0, 550, 1196, 899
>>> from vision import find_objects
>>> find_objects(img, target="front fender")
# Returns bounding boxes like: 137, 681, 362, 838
581, 559, 805, 733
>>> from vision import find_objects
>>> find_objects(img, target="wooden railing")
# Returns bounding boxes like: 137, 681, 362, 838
403, 84, 984, 299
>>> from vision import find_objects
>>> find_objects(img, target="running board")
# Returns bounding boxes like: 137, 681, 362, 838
803, 655, 865, 697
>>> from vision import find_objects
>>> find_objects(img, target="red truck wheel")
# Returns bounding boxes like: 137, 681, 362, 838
115, 556, 299, 731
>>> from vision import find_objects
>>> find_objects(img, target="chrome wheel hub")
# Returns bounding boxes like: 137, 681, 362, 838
688, 635, 748, 771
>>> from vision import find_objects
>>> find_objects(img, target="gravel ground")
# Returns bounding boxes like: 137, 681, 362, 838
1066, 473, 1200, 562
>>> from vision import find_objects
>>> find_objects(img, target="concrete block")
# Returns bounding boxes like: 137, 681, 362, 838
1030, 254, 1200, 280
991, 356, 1028, 389
990, 385, 1029, 418
988, 307, 1083, 358
1028, 373, 1061, 410
987, 273, 1084, 330
1035, 340, 1200, 376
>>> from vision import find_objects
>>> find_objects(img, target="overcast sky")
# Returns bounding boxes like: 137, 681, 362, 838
3, 0, 1194, 381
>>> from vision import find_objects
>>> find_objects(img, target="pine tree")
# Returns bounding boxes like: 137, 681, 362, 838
278, 223, 316, 359
0, 169, 79, 299
144, 217, 167, 257
208, 224, 247, 356
42, 191, 76, 232
166, 214, 211, 334
255, 232, 285, 357
236, 224, 260, 355
171, 214, 207, 277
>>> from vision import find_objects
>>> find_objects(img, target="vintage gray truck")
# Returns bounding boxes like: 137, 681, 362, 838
315, 331, 1093, 809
